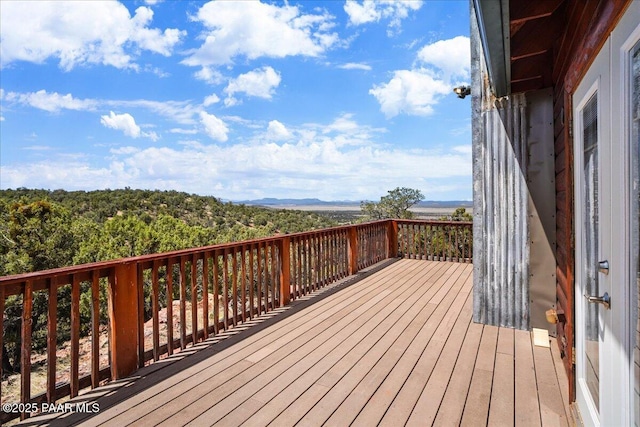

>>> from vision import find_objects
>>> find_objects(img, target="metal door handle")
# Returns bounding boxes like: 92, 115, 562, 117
585, 291, 611, 309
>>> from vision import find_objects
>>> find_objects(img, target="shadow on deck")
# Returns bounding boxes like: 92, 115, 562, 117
19, 260, 571, 427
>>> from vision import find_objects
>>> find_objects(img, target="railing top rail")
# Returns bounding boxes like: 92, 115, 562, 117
0, 219, 393, 286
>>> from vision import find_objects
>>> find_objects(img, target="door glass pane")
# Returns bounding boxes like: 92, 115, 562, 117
631, 39, 640, 426
583, 92, 600, 409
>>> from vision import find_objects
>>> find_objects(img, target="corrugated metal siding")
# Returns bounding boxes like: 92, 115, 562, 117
472, 5, 530, 330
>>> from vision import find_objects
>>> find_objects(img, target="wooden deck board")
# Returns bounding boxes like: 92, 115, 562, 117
460, 324, 499, 427
515, 328, 543, 427
27, 260, 571, 427
488, 328, 515, 427
533, 343, 570, 426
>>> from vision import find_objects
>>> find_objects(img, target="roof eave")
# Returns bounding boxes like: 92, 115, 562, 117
473, 0, 511, 97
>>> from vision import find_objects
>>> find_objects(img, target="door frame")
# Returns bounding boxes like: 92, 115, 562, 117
573, 5, 640, 426
573, 42, 612, 426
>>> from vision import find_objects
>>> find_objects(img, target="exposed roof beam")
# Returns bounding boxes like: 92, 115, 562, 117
509, 0, 564, 25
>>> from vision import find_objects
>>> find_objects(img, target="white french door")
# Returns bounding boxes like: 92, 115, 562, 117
574, 5, 640, 426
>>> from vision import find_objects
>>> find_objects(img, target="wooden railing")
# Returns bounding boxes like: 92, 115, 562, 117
0, 219, 470, 422
397, 219, 473, 263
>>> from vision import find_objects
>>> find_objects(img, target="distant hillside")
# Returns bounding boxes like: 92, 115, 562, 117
237, 197, 472, 208
235, 197, 356, 206
416, 200, 473, 208
0, 188, 337, 275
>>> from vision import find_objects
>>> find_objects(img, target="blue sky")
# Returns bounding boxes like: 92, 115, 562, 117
0, 0, 471, 201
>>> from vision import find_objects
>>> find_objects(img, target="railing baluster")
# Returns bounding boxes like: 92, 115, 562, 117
191, 254, 198, 343
91, 270, 100, 388
222, 249, 230, 329
241, 245, 247, 322
308, 236, 313, 291
290, 238, 297, 300
20, 280, 33, 420
152, 260, 160, 362
270, 242, 277, 309
249, 245, 255, 318
166, 259, 175, 355
202, 252, 209, 340
70, 274, 80, 398
231, 249, 238, 327
256, 242, 263, 314
203, 253, 209, 339
179, 258, 187, 349
46, 277, 57, 404
212, 252, 220, 334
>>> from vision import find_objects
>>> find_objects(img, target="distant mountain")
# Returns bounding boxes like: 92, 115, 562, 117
235, 198, 347, 206
235, 198, 472, 208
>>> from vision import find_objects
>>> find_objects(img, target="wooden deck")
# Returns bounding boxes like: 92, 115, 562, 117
24, 259, 571, 426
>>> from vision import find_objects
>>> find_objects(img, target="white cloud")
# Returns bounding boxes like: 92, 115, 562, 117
369, 69, 451, 117
169, 128, 198, 135
4, 90, 200, 125
0, 1, 185, 70
0, 129, 469, 200
110, 146, 141, 155
370, 36, 470, 118
194, 66, 224, 85
100, 111, 142, 138
416, 36, 470, 80
338, 63, 372, 71
200, 111, 229, 142
324, 113, 360, 134
4, 90, 97, 112
100, 111, 158, 141
107, 99, 200, 125
0, 114, 471, 200
224, 67, 281, 105
344, 1, 380, 25
203, 94, 220, 107
266, 120, 291, 141
183, 1, 339, 67
23, 145, 52, 151
344, 0, 423, 36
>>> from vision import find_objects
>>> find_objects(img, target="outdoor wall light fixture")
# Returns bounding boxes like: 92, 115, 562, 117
453, 85, 471, 99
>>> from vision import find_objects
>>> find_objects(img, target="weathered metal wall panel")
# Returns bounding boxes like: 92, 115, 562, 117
526, 88, 557, 335
472, 5, 557, 332
472, 4, 530, 330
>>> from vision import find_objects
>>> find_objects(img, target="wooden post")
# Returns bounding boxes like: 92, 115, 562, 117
108, 262, 139, 380
348, 227, 358, 275
279, 236, 291, 307
388, 220, 399, 258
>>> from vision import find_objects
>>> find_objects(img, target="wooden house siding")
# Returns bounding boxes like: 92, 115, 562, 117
546, 0, 631, 401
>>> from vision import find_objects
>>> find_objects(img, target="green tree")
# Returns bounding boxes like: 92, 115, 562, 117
360, 187, 425, 220
439, 207, 473, 222
0, 200, 77, 371
0, 200, 76, 274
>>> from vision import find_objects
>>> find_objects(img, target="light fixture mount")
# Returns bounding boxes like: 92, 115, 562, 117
453, 85, 471, 99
